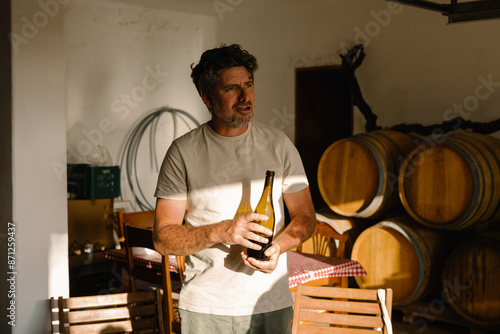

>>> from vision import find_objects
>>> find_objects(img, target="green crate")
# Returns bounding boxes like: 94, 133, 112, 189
68, 164, 121, 199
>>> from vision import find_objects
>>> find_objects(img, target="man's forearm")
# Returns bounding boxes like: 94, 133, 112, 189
153, 211, 273, 256
273, 212, 316, 254
153, 221, 227, 256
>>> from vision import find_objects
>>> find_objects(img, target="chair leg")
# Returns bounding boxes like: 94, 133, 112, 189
127, 269, 138, 292
341, 276, 348, 288
161, 290, 174, 334
161, 257, 175, 334
120, 267, 133, 292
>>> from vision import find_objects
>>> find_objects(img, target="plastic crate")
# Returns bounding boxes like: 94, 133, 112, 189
68, 164, 121, 199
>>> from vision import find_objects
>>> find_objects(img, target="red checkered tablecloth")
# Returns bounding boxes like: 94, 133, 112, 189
104, 249, 178, 273
287, 251, 366, 289
105, 249, 366, 289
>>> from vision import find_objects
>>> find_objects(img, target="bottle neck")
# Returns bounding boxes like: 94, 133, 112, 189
262, 172, 274, 200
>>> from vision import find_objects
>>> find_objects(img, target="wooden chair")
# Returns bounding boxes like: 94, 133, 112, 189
118, 210, 183, 334
291, 220, 349, 291
125, 224, 181, 334
295, 220, 348, 258
50, 289, 165, 334
118, 210, 185, 285
115, 209, 156, 244
292, 284, 393, 334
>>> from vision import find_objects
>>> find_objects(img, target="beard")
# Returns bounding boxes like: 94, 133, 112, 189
211, 102, 254, 128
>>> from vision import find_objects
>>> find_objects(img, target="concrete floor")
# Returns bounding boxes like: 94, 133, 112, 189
391, 309, 500, 334
392, 310, 468, 334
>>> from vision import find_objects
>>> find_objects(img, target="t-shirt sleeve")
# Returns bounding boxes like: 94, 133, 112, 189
154, 141, 188, 200
282, 135, 309, 194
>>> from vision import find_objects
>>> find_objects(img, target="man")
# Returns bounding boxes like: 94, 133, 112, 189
153, 44, 316, 333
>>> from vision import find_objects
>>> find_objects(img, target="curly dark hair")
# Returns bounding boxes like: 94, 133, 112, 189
190, 44, 258, 97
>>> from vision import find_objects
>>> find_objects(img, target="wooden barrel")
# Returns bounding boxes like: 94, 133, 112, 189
351, 215, 446, 305
315, 207, 368, 259
442, 231, 500, 327
318, 130, 416, 218
399, 132, 500, 231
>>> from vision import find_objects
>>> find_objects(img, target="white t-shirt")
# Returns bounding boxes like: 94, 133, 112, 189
155, 121, 308, 316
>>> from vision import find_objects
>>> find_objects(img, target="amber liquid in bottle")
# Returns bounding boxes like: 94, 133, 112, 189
247, 170, 275, 261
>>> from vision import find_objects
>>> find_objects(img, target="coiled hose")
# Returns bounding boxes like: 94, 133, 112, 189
118, 107, 200, 210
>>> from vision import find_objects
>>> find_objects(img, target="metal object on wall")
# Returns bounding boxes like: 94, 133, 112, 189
388, 0, 500, 23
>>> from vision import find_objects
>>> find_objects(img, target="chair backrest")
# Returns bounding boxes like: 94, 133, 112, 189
121, 210, 156, 228
121, 210, 159, 292
292, 284, 393, 334
123, 214, 183, 334
115, 209, 156, 243
50, 289, 165, 334
119, 210, 185, 284
296, 220, 348, 258
124, 224, 167, 289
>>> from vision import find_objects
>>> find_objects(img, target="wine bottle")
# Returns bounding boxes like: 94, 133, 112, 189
247, 170, 275, 261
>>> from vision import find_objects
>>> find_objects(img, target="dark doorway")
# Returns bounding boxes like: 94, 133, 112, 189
295, 66, 353, 209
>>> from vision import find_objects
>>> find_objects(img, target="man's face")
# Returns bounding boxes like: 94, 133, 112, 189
203, 66, 255, 132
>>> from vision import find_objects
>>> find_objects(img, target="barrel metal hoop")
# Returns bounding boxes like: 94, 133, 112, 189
446, 136, 494, 229
378, 221, 428, 305
353, 134, 391, 218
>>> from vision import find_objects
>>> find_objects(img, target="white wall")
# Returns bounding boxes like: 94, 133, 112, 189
217, 0, 500, 139
65, 0, 216, 210
11, 0, 68, 332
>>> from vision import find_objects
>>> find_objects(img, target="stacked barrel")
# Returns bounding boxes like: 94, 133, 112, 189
315, 130, 500, 328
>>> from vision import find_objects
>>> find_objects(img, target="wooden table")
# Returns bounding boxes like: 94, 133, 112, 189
104, 249, 366, 290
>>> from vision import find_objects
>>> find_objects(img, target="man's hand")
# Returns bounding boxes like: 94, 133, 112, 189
220, 213, 273, 250
155, 197, 275, 256
241, 242, 281, 274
